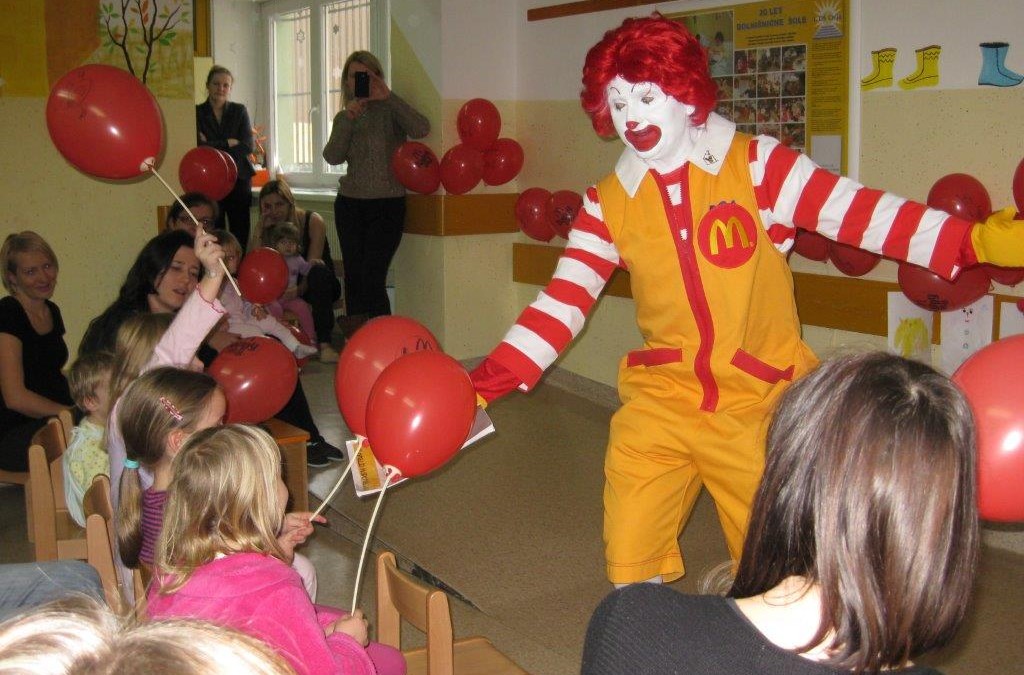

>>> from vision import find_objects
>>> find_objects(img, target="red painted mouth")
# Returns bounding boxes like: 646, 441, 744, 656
625, 125, 662, 152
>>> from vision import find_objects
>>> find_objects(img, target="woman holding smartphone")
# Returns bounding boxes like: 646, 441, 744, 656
322, 51, 430, 338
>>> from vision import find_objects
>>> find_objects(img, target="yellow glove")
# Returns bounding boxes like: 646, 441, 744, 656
971, 206, 1024, 266
475, 393, 489, 410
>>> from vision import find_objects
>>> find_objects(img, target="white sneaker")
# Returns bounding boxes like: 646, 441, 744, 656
294, 344, 319, 359
319, 344, 340, 363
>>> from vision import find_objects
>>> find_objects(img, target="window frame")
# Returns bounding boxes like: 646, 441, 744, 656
260, 0, 389, 190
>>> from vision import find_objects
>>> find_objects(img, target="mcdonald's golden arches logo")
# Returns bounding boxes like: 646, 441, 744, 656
697, 201, 758, 268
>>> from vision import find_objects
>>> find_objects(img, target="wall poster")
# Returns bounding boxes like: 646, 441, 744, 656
668, 0, 850, 174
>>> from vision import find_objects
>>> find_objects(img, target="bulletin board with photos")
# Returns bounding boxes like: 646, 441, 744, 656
668, 0, 850, 174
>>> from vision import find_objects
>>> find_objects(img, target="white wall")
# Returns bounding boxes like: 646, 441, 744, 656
210, 0, 262, 121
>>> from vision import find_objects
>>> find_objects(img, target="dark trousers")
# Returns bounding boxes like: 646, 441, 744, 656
217, 178, 253, 251
334, 195, 405, 318
302, 264, 341, 345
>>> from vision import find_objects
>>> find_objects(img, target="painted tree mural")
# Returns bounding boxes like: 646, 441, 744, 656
99, 0, 189, 83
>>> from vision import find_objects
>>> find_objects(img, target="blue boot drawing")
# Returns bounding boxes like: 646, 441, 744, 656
979, 42, 1023, 87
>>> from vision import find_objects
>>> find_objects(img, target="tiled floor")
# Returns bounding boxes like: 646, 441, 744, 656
3, 356, 1023, 674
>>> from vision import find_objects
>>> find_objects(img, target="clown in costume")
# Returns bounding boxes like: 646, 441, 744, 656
471, 14, 1024, 586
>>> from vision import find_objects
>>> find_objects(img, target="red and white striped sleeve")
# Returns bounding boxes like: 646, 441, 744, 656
487, 186, 623, 392
749, 135, 973, 279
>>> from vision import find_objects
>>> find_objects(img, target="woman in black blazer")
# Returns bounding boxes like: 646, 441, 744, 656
196, 65, 255, 250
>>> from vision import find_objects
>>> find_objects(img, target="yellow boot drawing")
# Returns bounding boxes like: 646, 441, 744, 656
899, 45, 941, 90
861, 47, 897, 90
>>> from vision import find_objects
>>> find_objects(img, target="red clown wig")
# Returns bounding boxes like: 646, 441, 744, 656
581, 13, 718, 138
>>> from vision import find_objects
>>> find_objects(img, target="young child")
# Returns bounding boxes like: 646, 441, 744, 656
212, 229, 318, 360
62, 351, 115, 528
262, 222, 319, 346
116, 367, 321, 600
148, 425, 405, 675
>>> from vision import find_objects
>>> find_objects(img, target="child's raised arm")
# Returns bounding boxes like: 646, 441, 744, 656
194, 230, 226, 303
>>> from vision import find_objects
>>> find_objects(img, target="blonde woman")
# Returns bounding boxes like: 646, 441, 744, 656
323, 50, 430, 333
253, 179, 342, 363
0, 231, 73, 472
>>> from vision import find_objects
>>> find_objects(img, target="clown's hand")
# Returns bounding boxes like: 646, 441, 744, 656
971, 207, 1024, 267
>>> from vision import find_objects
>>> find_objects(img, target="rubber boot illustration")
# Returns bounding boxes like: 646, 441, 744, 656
899, 45, 942, 90
861, 47, 897, 90
978, 42, 1023, 87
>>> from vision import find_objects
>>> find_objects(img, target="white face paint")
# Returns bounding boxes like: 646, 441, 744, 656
605, 76, 697, 172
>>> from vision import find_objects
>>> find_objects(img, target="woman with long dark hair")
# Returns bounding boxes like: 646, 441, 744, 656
583, 352, 978, 674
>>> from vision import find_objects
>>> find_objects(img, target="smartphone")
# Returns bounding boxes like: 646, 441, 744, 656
354, 71, 370, 98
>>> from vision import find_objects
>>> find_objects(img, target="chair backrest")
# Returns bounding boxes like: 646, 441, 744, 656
56, 408, 74, 447
31, 417, 69, 510
84, 475, 146, 619
376, 551, 455, 675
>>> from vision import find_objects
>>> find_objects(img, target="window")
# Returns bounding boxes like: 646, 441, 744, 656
264, 0, 386, 188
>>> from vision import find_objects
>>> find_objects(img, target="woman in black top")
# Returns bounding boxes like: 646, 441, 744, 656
196, 65, 255, 250
0, 232, 72, 471
583, 353, 977, 674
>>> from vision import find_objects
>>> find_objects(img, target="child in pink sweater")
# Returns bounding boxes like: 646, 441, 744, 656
148, 424, 405, 675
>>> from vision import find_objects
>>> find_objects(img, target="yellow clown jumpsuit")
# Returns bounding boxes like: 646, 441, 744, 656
597, 133, 817, 584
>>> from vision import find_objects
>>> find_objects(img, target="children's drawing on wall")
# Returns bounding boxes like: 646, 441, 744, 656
999, 300, 1024, 338
940, 295, 993, 374
95, 0, 193, 97
888, 292, 932, 362
860, 45, 942, 91
978, 42, 1023, 87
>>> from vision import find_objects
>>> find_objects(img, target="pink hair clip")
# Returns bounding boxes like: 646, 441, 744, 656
159, 396, 184, 422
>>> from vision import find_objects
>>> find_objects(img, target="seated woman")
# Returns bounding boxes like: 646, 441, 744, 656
80, 230, 342, 468
582, 352, 977, 675
250, 180, 342, 363
164, 192, 220, 237
0, 232, 73, 472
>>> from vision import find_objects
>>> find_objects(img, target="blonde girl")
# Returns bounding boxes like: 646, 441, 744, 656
116, 367, 225, 574
116, 369, 321, 600
148, 425, 405, 675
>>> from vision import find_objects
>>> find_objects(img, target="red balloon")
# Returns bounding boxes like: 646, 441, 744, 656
482, 138, 524, 186
440, 144, 484, 195
391, 142, 440, 194
546, 190, 583, 239
217, 149, 239, 185
897, 262, 990, 312
828, 242, 880, 277
456, 98, 501, 152
952, 334, 1024, 522
1013, 157, 1024, 216
926, 173, 992, 222
287, 323, 315, 368
237, 247, 289, 304
792, 230, 830, 261
46, 64, 163, 179
981, 264, 1024, 286
335, 316, 440, 438
515, 188, 556, 242
208, 337, 298, 423
179, 147, 234, 201
365, 351, 477, 478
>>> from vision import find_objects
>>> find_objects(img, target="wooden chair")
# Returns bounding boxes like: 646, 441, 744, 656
376, 551, 526, 675
28, 417, 86, 561
56, 408, 74, 447
0, 465, 30, 540
84, 474, 146, 618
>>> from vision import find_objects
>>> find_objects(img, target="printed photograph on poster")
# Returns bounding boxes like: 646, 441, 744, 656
939, 295, 993, 375
999, 300, 1024, 338
888, 292, 932, 362
670, 0, 848, 165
